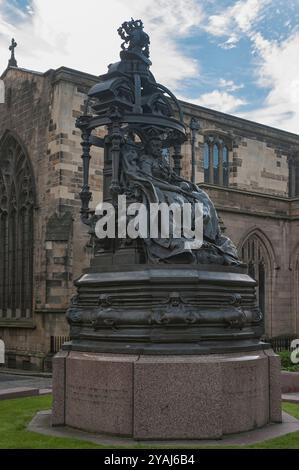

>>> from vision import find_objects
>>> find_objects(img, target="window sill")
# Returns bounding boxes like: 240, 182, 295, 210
35, 309, 66, 315
0, 319, 36, 329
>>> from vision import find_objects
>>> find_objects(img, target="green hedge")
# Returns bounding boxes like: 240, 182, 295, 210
278, 350, 299, 372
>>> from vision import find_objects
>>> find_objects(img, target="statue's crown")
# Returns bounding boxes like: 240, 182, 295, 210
118, 18, 143, 35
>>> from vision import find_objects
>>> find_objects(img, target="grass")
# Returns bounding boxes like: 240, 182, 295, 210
0, 395, 299, 449
0, 395, 104, 449
278, 350, 299, 372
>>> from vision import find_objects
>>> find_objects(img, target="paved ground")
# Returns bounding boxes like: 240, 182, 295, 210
0, 373, 52, 391
0, 370, 52, 399
282, 393, 299, 404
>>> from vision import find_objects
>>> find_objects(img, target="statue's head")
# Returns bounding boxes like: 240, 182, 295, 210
146, 136, 163, 158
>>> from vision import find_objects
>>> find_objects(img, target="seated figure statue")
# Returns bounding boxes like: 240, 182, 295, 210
120, 135, 241, 266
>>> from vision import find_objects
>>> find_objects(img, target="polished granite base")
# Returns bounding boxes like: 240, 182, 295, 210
52, 348, 281, 440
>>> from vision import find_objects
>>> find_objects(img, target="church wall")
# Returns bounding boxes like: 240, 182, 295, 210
202, 185, 297, 338
0, 68, 105, 369
46, 73, 105, 287
230, 138, 289, 195
289, 198, 299, 336
0, 67, 54, 369
181, 102, 299, 197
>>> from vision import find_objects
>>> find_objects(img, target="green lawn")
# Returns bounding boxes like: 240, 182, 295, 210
0, 395, 104, 449
0, 395, 299, 449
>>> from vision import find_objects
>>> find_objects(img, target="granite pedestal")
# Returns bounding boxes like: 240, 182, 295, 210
52, 348, 281, 440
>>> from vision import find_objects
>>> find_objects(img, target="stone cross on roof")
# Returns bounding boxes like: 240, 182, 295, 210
8, 38, 18, 67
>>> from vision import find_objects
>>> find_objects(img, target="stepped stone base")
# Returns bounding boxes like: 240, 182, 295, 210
52, 349, 281, 440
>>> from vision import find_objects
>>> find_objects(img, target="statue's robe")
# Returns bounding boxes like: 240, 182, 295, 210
120, 144, 240, 265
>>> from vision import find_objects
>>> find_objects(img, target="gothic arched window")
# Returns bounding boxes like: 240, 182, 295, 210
0, 133, 35, 319
288, 155, 299, 197
203, 135, 230, 186
241, 235, 268, 317
213, 144, 219, 185
204, 142, 209, 182
223, 145, 229, 186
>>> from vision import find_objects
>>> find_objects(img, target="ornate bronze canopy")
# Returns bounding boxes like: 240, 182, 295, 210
76, 18, 186, 223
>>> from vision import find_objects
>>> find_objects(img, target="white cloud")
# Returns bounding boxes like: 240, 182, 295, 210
219, 35, 239, 50
205, 0, 271, 45
218, 78, 244, 92
239, 32, 299, 133
0, 0, 203, 90
180, 90, 247, 113
203, 0, 299, 133
231, 0, 268, 33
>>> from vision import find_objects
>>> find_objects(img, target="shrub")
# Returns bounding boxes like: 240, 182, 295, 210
278, 350, 299, 372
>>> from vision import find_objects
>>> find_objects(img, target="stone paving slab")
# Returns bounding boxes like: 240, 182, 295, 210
0, 373, 52, 391
0, 372, 52, 399
282, 393, 299, 404
39, 388, 52, 395
28, 410, 299, 448
0, 387, 39, 400
0, 386, 52, 400
0, 368, 52, 378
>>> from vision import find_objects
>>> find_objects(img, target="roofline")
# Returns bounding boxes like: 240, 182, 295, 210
1, 65, 100, 82
0, 66, 45, 80
180, 99, 299, 143
198, 182, 297, 202
50, 66, 100, 88
1, 65, 299, 143
53, 66, 100, 81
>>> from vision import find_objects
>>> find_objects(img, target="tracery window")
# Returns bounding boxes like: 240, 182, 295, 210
288, 155, 299, 197
204, 135, 230, 186
241, 235, 267, 316
0, 133, 35, 319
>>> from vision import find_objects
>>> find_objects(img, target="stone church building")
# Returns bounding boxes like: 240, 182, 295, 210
0, 54, 298, 370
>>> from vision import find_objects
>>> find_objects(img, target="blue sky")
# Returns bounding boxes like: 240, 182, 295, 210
0, 0, 299, 133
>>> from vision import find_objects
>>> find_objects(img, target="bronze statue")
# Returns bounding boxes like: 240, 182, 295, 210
68, 18, 263, 355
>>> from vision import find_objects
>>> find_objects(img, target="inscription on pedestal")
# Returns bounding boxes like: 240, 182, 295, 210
65, 355, 134, 436
68, 383, 131, 406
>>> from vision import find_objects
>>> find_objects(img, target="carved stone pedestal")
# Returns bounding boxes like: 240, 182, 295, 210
52, 348, 281, 440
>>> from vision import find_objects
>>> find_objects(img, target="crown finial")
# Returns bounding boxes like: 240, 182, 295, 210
8, 38, 18, 67
117, 18, 150, 59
